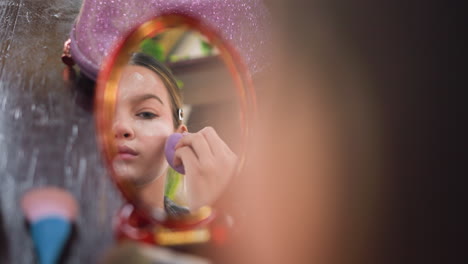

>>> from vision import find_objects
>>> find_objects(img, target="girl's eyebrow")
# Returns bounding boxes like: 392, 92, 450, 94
131, 93, 164, 105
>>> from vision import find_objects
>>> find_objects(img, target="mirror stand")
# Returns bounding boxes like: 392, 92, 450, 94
113, 203, 230, 249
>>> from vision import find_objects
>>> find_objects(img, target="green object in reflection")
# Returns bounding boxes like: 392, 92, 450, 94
200, 40, 213, 56
176, 79, 184, 89
140, 39, 165, 62
169, 54, 190, 62
165, 167, 182, 199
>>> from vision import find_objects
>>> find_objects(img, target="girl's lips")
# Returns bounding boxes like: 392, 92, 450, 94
117, 153, 137, 160
117, 145, 138, 160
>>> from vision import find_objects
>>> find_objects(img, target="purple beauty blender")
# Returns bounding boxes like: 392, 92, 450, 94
165, 133, 185, 174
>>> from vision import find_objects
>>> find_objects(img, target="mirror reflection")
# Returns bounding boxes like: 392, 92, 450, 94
110, 27, 242, 219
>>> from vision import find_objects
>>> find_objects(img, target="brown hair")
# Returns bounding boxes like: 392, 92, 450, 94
129, 53, 183, 128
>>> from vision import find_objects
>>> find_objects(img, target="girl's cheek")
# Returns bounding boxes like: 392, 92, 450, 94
134, 120, 173, 138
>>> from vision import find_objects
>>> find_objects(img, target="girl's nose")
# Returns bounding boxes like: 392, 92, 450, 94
113, 120, 135, 140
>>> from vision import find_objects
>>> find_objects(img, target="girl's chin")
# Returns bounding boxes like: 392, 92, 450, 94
112, 159, 136, 179
112, 159, 166, 183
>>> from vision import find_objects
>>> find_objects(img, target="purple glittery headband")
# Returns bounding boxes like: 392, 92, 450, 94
68, 0, 270, 80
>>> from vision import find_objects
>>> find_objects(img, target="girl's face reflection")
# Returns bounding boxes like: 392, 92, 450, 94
112, 65, 177, 183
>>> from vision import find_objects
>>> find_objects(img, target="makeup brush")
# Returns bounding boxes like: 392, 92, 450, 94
165, 133, 186, 174
20, 187, 78, 264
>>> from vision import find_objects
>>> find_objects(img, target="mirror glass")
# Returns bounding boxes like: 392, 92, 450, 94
95, 15, 255, 222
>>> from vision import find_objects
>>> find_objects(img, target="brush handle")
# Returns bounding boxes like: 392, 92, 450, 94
30, 217, 71, 264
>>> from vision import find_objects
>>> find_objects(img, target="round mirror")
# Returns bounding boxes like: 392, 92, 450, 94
95, 14, 256, 224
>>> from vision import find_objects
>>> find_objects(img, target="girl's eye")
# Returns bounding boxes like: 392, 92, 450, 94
136, 112, 158, 119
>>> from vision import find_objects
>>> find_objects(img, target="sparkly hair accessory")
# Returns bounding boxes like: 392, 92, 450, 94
67, 0, 270, 80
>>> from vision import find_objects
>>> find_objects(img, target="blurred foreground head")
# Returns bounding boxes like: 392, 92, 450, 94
217, 1, 381, 263
219, 0, 453, 263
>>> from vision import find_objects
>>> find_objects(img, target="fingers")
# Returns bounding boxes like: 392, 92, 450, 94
172, 127, 238, 210
175, 132, 213, 163
173, 127, 236, 176
199, 127, 231, 156
173, 146, 198, 172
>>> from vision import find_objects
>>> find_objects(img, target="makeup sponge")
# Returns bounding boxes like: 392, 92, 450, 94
21, 187, 78, 264
165, 133, 185, 174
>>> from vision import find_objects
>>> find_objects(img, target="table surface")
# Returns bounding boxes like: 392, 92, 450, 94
0, 0, 124, 263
